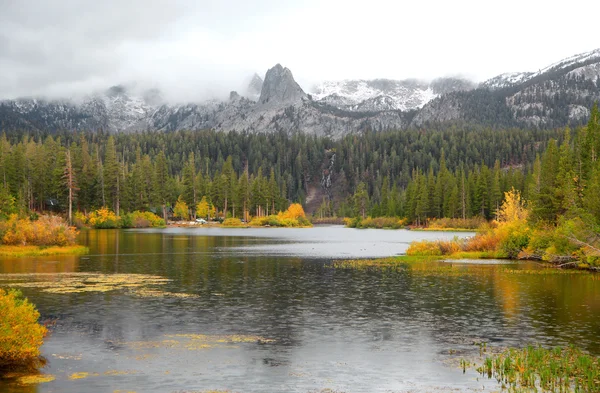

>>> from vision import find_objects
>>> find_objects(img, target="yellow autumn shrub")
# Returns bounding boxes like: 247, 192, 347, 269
87, 207, 119, 228
0, 215, 78, 246
0, 289, 47, 370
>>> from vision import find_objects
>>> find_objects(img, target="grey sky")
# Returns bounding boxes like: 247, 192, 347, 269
0, 0, 597, 101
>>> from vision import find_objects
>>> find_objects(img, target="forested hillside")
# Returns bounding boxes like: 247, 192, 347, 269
0, 121, 565, 222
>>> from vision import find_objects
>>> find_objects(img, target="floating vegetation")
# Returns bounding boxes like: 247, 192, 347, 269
0, 272, 199, 298
51, 353, 82, 360
15, 374, 55, 384
69, 371, 99, 380
472, 345, 600, 392
111, 334, 274, 354
133, 289, 199, 299
68, 370, 138, 381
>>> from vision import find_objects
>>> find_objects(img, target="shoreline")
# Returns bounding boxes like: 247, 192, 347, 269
0, 245, 89, 257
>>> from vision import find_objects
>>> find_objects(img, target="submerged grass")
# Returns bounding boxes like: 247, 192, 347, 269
0, 245, 89, 257
0, 272, 200, 298
475, 345, 600, 392
112, 333, 275, 353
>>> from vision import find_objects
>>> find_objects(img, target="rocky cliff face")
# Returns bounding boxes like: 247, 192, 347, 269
1, 49, 599, 137
258, 64, 307, 106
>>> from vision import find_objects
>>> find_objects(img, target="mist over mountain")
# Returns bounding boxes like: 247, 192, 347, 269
0, 48, 599, 137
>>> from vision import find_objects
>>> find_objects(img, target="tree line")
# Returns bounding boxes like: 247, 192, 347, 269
0, 122, 565, 221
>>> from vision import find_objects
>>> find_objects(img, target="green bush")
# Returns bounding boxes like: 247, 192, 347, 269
0, 289, 47, 371
222, 218, 245, 227
499, 230, 530, 259
120, 211, 165, 228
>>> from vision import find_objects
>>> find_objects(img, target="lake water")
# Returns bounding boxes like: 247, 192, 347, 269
1, 226, 599, 393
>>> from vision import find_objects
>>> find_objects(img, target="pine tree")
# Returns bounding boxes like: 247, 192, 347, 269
63, 149, 77, 225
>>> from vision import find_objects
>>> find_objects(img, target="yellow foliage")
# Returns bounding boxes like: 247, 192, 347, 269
0, 214, 78, 246
222, 218, 245, 227
121, 211, 165, 228
406, 240, 443, 256
0, 289, 47, 370
278, 203, 306, 220
195, 196, 210, 219
497, 188, 528, 223
88, 207, 119, 228
173, 196, 189, 220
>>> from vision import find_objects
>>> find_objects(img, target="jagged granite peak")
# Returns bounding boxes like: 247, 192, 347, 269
258, 64, 307, 106
245, 73, 263, 100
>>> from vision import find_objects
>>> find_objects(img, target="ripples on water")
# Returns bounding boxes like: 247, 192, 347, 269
0, 226, 599, 393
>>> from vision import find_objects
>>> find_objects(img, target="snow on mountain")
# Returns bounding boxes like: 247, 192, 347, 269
531, 48, 600, 78
482, 48, 600, 90
312, 78, 472, 112
480, 72, 534, 90
1, 48, 600, 136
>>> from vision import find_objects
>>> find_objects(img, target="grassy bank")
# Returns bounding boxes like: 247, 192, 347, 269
0, 245, 89, 257
470, 345, 600, 392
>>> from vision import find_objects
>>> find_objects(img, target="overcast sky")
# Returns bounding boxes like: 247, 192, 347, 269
0, 0, 598, 101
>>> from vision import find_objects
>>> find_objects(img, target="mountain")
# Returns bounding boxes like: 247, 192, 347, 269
258, 64, 307, 106
311, 77, 474, 112
245, 73, 263, 100
414, 48, 600, 128
0, 48, 599, 136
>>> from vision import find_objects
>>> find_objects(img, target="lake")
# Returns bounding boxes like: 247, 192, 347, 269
1, 226, 599, 392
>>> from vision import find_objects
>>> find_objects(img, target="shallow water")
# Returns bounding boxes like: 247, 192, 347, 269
1, 226, 599, 393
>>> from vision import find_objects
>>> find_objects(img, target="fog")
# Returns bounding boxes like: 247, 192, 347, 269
0, 0, 597, 101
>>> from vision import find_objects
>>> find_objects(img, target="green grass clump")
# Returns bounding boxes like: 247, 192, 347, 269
477, 345, 600, 392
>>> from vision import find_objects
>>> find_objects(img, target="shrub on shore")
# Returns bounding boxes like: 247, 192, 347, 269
0, 289, 47, 371
346, 216, 407, 229
248, 203, 311, 227
222, 218, 246, 227
120, 211, 166, 228
0, 215, 78, 246
426, 217, 485, 230
77, 209, 165, 229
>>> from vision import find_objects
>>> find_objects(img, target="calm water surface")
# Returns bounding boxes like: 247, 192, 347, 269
1, 226, 599, 393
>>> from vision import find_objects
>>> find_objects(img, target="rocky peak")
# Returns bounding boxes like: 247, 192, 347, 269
246, 73, 263, 100
258, 64, 306, 106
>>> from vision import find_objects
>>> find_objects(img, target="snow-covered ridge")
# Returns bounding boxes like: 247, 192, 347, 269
480, 72, 534, 90
482, 48, 600, 90
311, 78, 466, 112
533, 48, 600, 78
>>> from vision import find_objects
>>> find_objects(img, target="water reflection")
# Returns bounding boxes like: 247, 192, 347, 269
0, 227, 599, 392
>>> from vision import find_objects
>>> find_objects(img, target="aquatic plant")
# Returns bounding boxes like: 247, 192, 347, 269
0, 289, 47, 372
476, 345, 600, 392
0, 273, 181, 297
